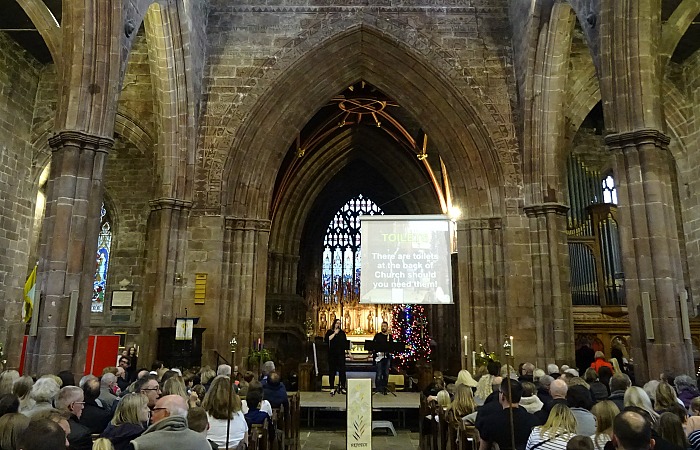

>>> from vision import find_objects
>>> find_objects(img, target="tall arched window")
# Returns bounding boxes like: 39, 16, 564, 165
92, 203, 112, 313
321, 195, 383, 305
602, 174, 618, 204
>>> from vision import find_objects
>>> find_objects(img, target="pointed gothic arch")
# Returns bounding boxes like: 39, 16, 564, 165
221, 24, 506, 221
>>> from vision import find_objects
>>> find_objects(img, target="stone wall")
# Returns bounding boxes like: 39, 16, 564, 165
0, 32, 41, 364
198, 0, 516, 212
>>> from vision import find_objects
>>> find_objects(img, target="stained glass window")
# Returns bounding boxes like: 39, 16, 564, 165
92, 203, 112, 313
602, 174, 618, 204
322, 195, 383, 304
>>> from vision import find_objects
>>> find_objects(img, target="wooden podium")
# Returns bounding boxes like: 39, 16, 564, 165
157, 327, 205, 368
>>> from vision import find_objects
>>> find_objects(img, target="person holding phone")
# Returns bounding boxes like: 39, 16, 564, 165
324, 319, 349, 395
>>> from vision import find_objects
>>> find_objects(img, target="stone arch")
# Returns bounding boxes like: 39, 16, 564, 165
220, 24, 506, 221
660, 0, 700, 68
144, 1, 196, 200
269, 128, 439, 259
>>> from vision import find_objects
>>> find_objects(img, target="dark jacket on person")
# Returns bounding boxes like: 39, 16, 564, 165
81, 398, 113, 434
608, 390, 626, 412
68, 414, 94, 450
263, 381, 289, 411
536, 386, 553, 406
101, 422, 146, 450
589, 381, 609, 402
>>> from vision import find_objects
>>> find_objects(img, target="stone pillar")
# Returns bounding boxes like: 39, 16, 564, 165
25, 130, 112, 376
523, 203, 574, 367
456, 218, 506, 357
221, 217, 270, 366
140, 198, 192, 366
605, 129, 692, 382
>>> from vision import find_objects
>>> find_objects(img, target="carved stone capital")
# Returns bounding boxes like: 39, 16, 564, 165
523, 203, 569, 218
224, 217, 272, 232
456, 217, 502, 231
48, 130, 114, 153
604, 129, 670, 151
149, 197, 193, 211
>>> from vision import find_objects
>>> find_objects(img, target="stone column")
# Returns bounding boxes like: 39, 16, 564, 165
220, 217, 270, 366
606, 129, 692, 381
523, 203, 574, 367
456, 218, 506, 356
25, 130, 112, 376
140, 198, 192, 366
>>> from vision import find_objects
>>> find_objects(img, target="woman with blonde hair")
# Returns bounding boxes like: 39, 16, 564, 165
436, 389, 451, 410
93, 437, 116, 450
446, 384, 476, 425
202, 376, 248, 448
623, 386, 659, 425
589, 400, 619, 450
0, 371, 19, 396
0, 412, 29, 450
455, 370, 478, 389
474, 374, 494, 406
101, 393, 149, 450
12, 376, 33, 414
526, 404, 577, 450
655, 381, 679, 413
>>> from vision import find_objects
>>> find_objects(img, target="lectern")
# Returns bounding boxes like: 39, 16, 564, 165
157, 327, 205, 368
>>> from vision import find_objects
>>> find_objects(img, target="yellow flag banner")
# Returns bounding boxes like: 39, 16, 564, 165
22, 265, 37, 323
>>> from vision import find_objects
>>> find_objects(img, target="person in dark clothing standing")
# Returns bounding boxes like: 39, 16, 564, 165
373, 321, 392, 394
324, 318, 349, 395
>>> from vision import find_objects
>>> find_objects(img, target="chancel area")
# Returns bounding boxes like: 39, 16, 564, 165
0, 0, 700, 446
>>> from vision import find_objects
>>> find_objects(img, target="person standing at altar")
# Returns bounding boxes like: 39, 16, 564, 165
325, 319, 349, 395
373, 321, 392, 394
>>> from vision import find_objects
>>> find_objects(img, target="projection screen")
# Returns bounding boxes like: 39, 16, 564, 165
359, 215, 453, 304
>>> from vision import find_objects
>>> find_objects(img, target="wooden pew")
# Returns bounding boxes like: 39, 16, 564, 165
436, 407, 449, 450
248, 418, 270, 450
285, 392, 300, 450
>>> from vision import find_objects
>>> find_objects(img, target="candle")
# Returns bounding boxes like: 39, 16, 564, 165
257, 338, 261, 351
510, 336, 514, 358
472, 351, 476, 369
463, 335, 468, 357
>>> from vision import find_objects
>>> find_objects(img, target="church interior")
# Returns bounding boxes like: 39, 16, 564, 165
0, 0, 699, 385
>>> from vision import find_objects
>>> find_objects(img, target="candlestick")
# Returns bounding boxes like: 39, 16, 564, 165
472, 350, 476, 369
463, 335, 468, 357
510, 336, 514, 359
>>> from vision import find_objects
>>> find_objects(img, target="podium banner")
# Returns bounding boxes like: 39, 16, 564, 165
347, 378, 372, 449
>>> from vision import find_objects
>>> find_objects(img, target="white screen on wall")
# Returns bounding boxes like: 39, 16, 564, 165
359, 215, 453, 304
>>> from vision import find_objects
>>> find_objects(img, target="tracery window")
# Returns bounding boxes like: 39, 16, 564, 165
602, 174, 618, 205
92, 203, 112, 313
321, 195, 383, 304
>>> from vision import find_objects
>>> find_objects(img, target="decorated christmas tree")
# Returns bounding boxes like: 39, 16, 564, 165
391, 304, 431, 370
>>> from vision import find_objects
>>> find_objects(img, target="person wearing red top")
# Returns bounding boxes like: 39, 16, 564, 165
590, 351, 614, 374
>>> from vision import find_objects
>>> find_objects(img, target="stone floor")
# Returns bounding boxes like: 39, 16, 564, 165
299, 428, 420, 449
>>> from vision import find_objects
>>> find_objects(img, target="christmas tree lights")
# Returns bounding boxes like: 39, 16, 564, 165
391, 304, 431, 370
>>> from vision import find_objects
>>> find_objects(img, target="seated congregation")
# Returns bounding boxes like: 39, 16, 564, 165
0, 358, 299, 450
420, 357, 700, 450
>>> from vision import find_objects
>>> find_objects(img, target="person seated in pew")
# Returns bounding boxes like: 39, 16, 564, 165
262, 372, 289, 412
244, 390, 269, 426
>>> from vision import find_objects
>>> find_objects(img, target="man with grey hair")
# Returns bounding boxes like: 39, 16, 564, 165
99, 372, 119, 409
547, 363, 560, 379
674, 374, 699, 408
536, 374, 554, 405
56, 386, 92, 450
519, 362, 535, 383
130, 395, 211, 450
216, 364, 232, 377
261, 360, 275, 385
